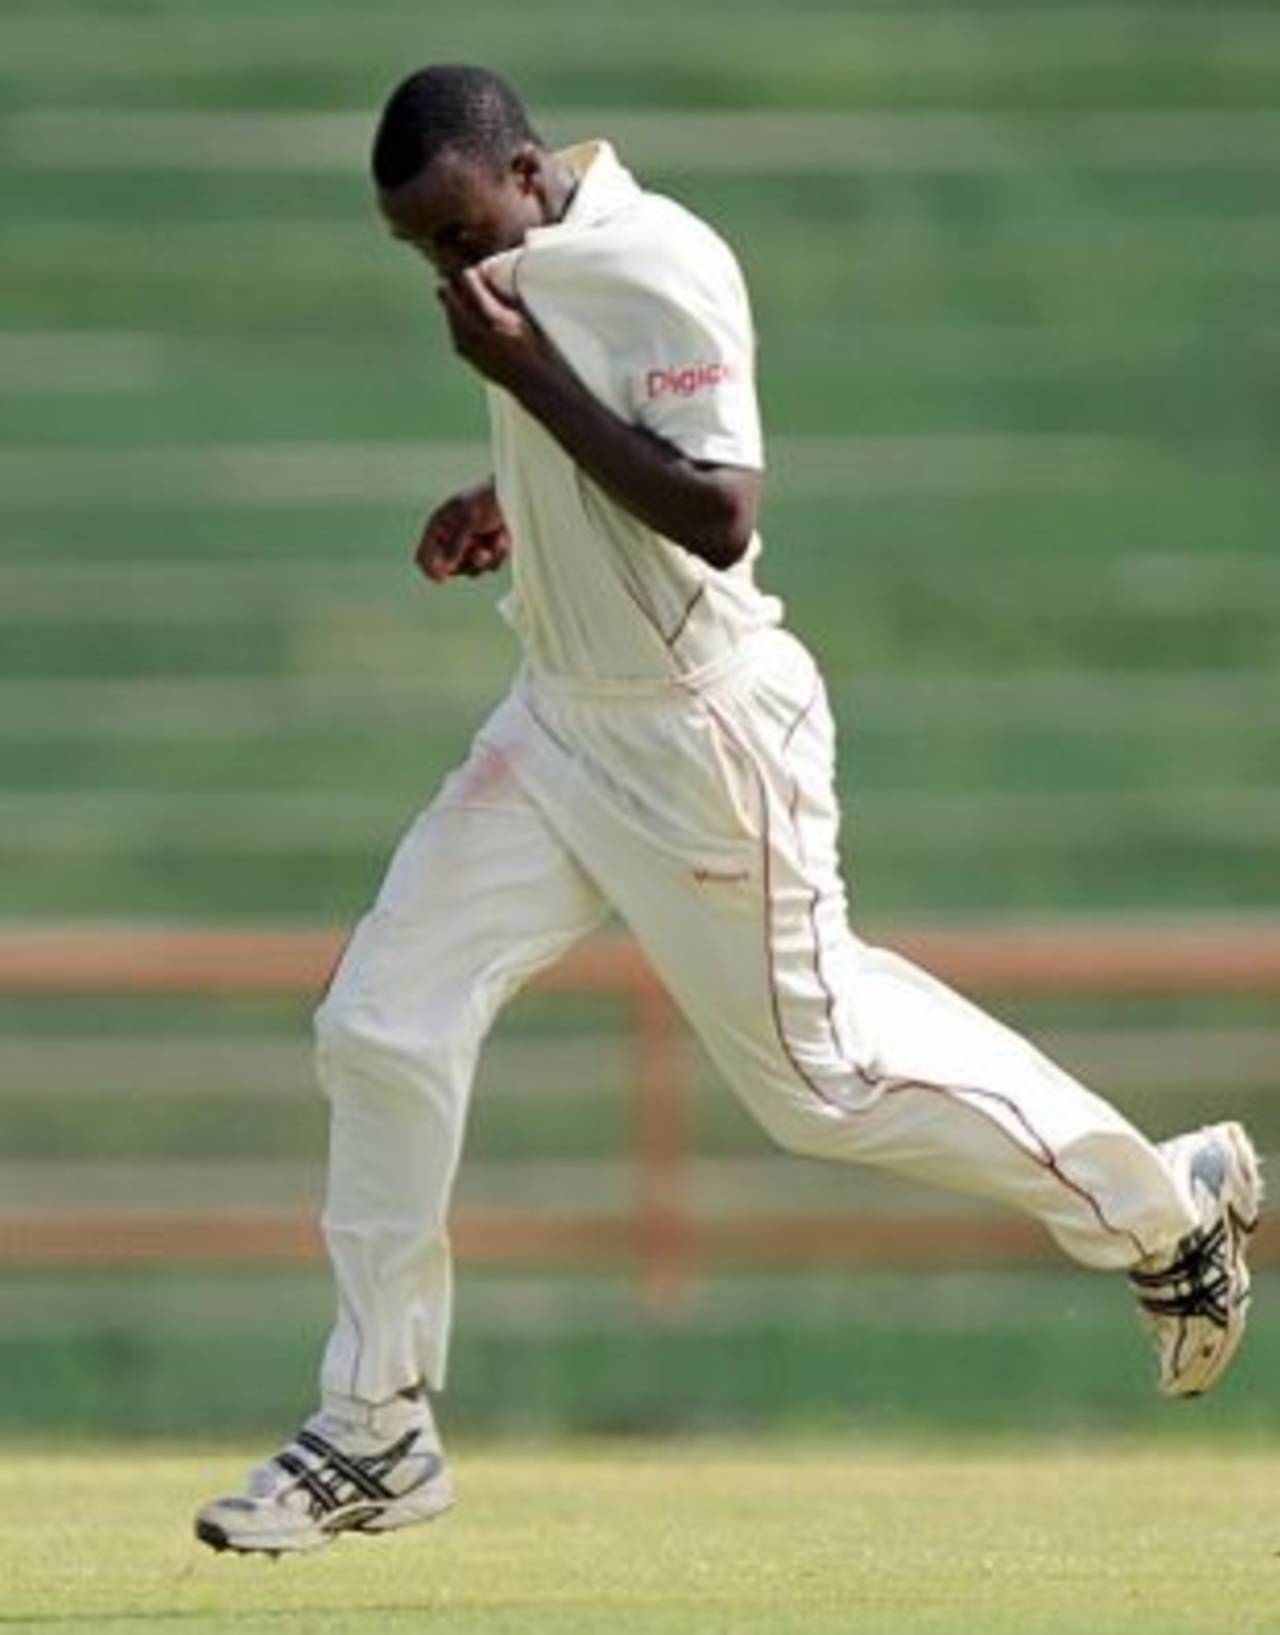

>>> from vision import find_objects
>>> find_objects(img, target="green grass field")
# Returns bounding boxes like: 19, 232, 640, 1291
4, 0, 1279, 1257
2, 22, 1278, 1628
4, 0, 1279, 922
3, 1439, 1278, 1633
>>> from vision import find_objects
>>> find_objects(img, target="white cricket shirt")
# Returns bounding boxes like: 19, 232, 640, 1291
482, 141, 782, 683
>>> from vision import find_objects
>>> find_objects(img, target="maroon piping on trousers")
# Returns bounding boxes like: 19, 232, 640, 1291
704, 699, 1150, 1263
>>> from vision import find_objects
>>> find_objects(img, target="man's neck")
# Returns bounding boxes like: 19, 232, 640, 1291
543, 156, 581, 225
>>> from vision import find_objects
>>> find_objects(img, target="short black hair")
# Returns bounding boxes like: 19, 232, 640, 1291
371, 64, 542, 191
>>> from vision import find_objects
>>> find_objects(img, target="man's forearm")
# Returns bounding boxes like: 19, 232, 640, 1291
511, 359, 756, 569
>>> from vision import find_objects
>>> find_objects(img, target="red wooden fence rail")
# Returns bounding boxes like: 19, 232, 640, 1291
4, 922, 1279, 1298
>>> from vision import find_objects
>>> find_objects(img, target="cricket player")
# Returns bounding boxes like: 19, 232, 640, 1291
196, 65, 1261, 1555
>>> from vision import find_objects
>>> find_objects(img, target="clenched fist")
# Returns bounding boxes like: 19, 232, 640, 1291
415, 479, 511, 583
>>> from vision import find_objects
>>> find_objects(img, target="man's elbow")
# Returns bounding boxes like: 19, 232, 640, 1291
694, 518, 753, 570
686, 477, 759, 569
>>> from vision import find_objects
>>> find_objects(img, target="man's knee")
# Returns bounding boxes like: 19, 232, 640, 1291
749, 1094, 849, 1162
313, 991, 468, 1106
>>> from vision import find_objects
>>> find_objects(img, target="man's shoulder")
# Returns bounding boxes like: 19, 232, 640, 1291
528, 194, 746, 312
608, 187, 740, 271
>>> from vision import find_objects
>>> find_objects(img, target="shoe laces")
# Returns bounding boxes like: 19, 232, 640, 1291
1129, 1218, 1233, 1330
243, 1416, 389, 1503
246, 1455, 309, 1506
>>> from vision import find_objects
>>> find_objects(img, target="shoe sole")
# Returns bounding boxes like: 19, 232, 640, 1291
195, 1477, 456, 1556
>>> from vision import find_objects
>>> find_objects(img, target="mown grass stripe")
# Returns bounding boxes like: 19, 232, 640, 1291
0, 435, 1240, 509
5, 787, 1279, 851
12, 110, 1280, 173
5, 6, 1280, 80
0, 332, 165, 394
5, 1027, 1278, 1099
5, 548, 1280, 621
2, 672, 1277, 736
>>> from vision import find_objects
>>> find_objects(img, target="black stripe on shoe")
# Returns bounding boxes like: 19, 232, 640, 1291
294, 1428, 400, 1502
363, 1429, 431, 1486
274, 1449, 346, 1516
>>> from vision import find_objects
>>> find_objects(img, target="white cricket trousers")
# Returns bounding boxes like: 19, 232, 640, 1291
314, 628, 1196, 1405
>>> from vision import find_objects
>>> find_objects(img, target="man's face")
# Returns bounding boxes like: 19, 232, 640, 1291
378, 145, 546, 280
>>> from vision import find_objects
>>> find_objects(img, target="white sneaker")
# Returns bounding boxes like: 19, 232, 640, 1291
1128, 1120, 1263, 1398
195, 1401, 454, 1556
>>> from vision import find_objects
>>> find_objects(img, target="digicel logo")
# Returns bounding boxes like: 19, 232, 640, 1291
646, 360, 739, 399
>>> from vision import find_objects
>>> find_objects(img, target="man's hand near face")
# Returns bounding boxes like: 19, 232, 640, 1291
437, 268, 557, 398
433, 265, 758, 570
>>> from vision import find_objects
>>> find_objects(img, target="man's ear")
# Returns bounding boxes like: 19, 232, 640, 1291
510, 143, 543, 195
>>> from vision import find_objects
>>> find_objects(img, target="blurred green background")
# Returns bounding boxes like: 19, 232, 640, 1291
2, 0, 1278, 1442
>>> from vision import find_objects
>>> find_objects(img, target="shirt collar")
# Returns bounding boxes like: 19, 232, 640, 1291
531, 140, 641, 238
480, 142, 640, 298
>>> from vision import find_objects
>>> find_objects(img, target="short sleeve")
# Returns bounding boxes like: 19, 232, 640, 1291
625, 243, 763, 471
506, 199, 765, 471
